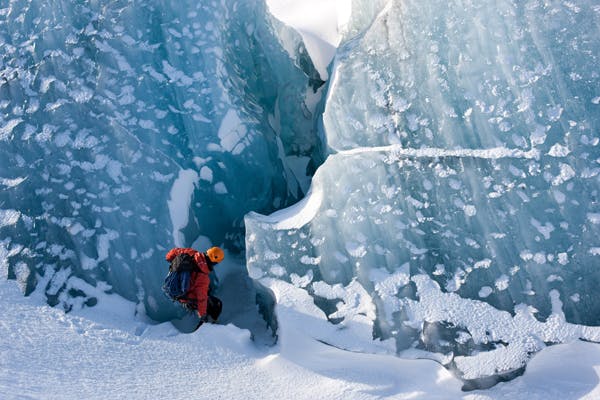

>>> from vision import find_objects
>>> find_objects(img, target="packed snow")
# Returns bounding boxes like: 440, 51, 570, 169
2, 278, 600, 399
266, 0, 351, 79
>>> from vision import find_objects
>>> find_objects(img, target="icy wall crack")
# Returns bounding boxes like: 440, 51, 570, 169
0, 0, 327, 336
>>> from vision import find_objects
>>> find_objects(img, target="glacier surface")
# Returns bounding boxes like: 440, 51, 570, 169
1, 0, 600, 387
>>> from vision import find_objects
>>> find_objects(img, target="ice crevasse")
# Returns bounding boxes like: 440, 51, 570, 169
246, 0, 600, 385
1, 0, 600, 387
0, 0, 326, 332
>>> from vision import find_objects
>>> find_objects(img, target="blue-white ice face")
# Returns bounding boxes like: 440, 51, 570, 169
2, 0, 600, 384
246, 0, 600, 383
0, 1, 324, 318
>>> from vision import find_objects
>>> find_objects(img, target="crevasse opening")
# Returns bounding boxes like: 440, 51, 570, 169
0, 0, 329, 341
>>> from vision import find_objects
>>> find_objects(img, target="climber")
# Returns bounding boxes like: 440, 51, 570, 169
165, 246, 224, 328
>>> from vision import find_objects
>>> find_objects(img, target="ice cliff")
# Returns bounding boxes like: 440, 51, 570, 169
0, 0, 325, 326
246, 0, 600, 386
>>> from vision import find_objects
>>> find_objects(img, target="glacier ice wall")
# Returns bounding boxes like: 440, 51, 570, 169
246, 0, 600, 384
2, 0, 600, 385
0, 0, 325, 321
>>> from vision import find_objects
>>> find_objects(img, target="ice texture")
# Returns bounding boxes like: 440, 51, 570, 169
2, 0, 600, 385
246, 0, 600, 383
0, 0, 325, 321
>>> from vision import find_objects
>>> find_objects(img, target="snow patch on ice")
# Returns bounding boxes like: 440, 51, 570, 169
404, 275, 600, 379
167, 169, 199, 246
218, 109, 251, 155
0, 177, 26, 187
0, 209, 20, 228
341, 144, 540, 160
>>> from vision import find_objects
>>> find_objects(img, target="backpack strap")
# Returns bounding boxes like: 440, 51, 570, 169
179, 298, 198, 312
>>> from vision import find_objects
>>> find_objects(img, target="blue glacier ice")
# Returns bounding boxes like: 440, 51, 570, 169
2, 0, 600, 387
246, 0, 600, 386
0, 0, 325, 329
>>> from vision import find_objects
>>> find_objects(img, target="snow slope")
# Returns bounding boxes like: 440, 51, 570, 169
2, 278, 600, 400
266, 0, 351, 79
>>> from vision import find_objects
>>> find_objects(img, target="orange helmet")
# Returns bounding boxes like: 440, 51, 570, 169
206, 246, 225, 264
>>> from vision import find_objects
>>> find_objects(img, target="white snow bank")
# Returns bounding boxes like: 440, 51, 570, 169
266, 0, 351, 80
246, 185, 323, 230
1, 277, 599, 399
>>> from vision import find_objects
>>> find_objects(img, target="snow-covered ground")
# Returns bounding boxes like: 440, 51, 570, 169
2, 278, 600, 400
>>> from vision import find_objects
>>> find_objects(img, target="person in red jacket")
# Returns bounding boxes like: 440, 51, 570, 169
165, 246, 224, 326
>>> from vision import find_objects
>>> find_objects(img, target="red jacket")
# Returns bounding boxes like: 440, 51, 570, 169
165, 248, 211, 317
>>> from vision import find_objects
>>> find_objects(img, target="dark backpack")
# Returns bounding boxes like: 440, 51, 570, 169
162, 253, 198, 301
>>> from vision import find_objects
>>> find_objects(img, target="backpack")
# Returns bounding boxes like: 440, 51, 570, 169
162, 253, 198, 301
